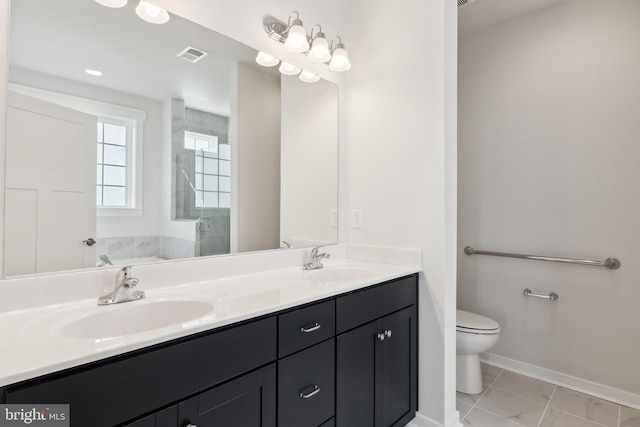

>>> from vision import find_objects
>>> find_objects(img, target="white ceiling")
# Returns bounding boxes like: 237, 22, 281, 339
458, 0, 567, 37
9, 0, 269, 116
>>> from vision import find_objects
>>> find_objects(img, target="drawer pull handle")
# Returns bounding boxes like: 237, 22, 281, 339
300, 322, 321, 333
299, 385, 321, 399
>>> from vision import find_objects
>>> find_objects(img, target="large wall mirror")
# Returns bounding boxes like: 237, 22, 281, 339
5, 0, 339, 277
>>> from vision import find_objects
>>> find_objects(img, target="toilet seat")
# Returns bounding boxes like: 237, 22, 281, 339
457, 310, 500, 335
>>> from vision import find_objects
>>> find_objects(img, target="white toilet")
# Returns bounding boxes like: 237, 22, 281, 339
456, 310, 501, 394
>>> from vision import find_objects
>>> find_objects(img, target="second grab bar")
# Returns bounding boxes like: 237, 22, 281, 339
523, 288, 558, 301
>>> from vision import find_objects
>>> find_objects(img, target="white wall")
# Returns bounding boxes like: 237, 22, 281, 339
233, 63, 281, 253
458, 0, 640, 400
280, 77, 339, 248
346, 1, 458, 426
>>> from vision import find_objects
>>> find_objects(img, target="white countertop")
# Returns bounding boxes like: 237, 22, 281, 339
0, 258, 420, 387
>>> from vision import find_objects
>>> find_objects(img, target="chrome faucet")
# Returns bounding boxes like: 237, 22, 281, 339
98, 266, 145, 305
303, 246, 330, 270
98, 254, 113, 267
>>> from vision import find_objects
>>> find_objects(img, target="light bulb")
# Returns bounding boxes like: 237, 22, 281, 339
299, 70, 320, 83
309, 33, 331, 63
135, 0, 170, 24
284, 21, 309, 53
329, 45, 351, 72
256, 52, 279, 67
279, 62, 301, 76
94, 0, 127, 7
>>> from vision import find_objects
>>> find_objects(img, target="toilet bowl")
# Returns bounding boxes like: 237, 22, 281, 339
456, 310, 500, 394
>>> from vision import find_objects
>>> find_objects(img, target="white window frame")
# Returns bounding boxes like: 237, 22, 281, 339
8, 83, 146, 216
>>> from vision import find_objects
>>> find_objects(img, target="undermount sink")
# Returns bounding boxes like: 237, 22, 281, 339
58, 300, 215, 339
307, 265, 374, 282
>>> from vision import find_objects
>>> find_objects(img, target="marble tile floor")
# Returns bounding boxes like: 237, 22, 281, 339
457, 364, 640, 427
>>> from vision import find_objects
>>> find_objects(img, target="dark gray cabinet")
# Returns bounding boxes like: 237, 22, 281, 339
2, 273, 417, 427
336, 277, 418, 427
178, 364, 276, 427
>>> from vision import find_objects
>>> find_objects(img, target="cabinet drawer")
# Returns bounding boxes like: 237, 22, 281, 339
5, 317, 277, 427
279, 300, 335, 357
336, 274, 417, 334
278, 339, 335, 427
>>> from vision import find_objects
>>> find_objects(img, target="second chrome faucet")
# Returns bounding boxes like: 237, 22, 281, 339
98, 266, 145, 305
303, 246, 330, 270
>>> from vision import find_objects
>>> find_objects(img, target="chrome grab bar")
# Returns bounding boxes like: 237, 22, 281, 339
464, 246, 620, 270
523, 288, 558, 301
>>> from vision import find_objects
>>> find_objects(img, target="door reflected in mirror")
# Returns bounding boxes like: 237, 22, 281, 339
5, 0, 338, 277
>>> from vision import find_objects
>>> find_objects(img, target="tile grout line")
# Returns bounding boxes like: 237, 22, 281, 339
536, 385, 557, 427
460, 369, 504, 422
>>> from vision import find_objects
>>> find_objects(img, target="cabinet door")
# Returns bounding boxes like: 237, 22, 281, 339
336, 319, 383, 427
124, 406, 177, 427
178, 364, 276, 427
381, 306, 417, 427
336, 306, 417, 427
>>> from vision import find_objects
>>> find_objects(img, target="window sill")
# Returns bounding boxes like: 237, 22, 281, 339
97, 207, 144, 217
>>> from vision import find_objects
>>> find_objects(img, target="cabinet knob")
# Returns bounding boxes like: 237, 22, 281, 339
377, 332, 385, 341
385, 329, 392, 338
299, 384, 321, 399
185, 424, 197, 427
300, 322, 322, 333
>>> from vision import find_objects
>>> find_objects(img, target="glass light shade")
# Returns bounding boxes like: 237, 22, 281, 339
299, 70, 320, 83
95, 0, 127, 7
284, 23, 310, 53
309, 35, 331, 63
255, 52, 279, 67
279, 62, 301, 76
135, 0, 170, 24
329, 47, 351, 72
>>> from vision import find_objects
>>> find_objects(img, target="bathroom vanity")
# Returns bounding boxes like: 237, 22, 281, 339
0, 262, 418, 427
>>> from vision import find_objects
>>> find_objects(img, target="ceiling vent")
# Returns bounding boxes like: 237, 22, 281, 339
458, 0, 476, 8
177, 46, 209, 63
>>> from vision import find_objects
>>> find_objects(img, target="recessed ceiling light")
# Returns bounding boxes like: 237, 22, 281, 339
85, 69, 103, 76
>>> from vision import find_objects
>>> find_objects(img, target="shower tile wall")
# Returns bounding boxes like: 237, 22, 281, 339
458, 364, 640, 427
96, 236, 195, 264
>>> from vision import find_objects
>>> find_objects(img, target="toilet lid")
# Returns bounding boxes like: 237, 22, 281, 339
457, 310, 500, 333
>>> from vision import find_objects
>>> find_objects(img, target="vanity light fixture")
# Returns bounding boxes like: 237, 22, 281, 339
308, 25, 331, 63
135, 0, 170, 24
263, 13, 351, 72
279, 62, 301, 76
299, 70, 320, 83
329, 37, 351, 72
256, 51, 280, 67
283, 11, 310, 53
94, 0, 127, 7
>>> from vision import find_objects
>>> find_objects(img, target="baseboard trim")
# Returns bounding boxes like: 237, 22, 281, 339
406, 411, 462, 427
481, 352, 640, 410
